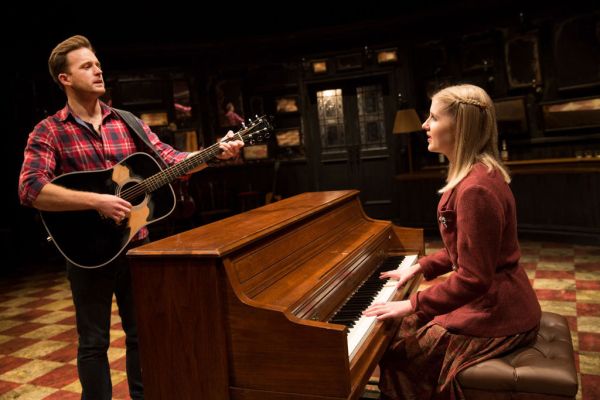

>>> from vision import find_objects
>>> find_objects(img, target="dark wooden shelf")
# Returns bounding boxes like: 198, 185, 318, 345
396, 157, 600, 181
509, 132, 600, 146
506, 157, 600, 174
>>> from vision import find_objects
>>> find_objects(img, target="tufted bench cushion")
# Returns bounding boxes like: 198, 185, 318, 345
457, 312, 578, 400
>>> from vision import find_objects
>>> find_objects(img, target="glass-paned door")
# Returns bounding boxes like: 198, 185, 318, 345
308, 77, 395, 219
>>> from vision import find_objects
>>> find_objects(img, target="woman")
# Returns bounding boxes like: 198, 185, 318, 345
363, 84, 541, 399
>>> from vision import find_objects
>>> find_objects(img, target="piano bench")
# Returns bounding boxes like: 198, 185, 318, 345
457, 312, 578, 400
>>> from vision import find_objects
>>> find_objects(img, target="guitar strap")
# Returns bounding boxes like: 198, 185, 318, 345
112, 108, 168, 168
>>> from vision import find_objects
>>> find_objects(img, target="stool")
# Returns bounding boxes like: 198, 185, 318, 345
457, 312, 578, 399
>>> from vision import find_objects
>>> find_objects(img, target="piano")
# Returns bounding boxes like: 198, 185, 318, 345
128, 190, 423, 400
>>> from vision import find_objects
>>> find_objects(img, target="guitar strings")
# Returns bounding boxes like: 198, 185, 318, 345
119, 141, 222, 202
118, 123, 265, 203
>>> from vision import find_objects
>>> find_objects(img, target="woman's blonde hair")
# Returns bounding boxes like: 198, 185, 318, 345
433, 84, 510, 193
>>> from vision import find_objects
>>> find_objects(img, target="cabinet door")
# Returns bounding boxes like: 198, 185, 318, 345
307, 77, 395, 218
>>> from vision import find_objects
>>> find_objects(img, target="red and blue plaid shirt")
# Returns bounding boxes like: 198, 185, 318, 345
19, 101, 189, 239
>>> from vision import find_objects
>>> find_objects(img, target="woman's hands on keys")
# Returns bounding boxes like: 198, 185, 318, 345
363, 300, 413, 320
363, 262, 421, 320
380, 262, 422, 288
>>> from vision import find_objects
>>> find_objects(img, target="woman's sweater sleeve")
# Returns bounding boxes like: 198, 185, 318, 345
411, 184, 504, 317
418, 248, 453, 280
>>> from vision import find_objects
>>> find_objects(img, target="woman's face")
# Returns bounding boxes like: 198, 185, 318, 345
422, 98, 455, 160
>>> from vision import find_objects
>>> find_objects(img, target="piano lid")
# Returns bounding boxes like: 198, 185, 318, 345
127, 190, 361, 258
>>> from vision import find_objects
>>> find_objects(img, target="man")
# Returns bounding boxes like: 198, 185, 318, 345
18, 35, 243, 400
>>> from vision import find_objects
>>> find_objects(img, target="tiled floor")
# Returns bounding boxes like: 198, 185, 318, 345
1, 240, 599, 399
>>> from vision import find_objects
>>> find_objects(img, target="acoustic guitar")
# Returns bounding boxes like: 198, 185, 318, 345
41, 116, 272, 269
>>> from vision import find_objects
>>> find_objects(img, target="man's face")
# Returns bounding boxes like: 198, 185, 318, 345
59, 47, 105, 96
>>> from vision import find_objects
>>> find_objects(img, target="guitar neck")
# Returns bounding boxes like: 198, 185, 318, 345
142, 133, 244, 193
139, 115, 271, 194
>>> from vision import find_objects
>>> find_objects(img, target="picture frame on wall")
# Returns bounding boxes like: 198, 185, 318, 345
376, 49, 398, 64
505, 33, 542, 89
554, 14, 600, 92
140, 111, 169, 127
414, 41, 448, 78
243, 144, 269, 160
336, 53, 363, 71
541, 96, 600, 132
117, 77, 166, 107
275, 96, 299, 113
460, 32, 498, 73
311, 60, 327, 75
275, 128, 301, 147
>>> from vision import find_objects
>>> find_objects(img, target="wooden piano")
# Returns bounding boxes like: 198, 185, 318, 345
128, 190, 424, 400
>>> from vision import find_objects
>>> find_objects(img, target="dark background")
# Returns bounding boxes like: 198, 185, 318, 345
5, 1, 600, 274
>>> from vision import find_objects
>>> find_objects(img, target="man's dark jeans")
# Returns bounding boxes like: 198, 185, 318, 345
67, 247, 144, 400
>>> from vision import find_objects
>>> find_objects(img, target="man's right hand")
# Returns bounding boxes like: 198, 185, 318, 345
33, 183, 131, 223
95, 193, 132, 223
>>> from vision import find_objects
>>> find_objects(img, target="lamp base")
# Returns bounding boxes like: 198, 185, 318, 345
407, 135, 413, 173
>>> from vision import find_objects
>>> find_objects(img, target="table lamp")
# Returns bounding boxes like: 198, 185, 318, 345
393, 109, 422, 173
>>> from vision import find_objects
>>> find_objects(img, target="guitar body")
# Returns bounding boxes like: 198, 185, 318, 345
40, 152, 176, 268
39, 115, 273, 269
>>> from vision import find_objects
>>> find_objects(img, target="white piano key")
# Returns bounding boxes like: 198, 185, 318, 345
398, 254, 418, 270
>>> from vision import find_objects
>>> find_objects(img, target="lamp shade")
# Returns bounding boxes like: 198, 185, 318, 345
393, 109, 422, 134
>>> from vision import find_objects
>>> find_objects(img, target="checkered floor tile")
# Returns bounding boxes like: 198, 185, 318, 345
1, 240, 599, 399
0, 271, 130, 399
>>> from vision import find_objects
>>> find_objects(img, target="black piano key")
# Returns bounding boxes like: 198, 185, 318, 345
329, 255, 406, 326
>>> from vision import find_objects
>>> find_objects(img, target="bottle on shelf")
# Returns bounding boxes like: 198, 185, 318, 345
501, 140, 509, 161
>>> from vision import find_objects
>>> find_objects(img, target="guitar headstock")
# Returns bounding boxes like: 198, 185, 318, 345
235, 115, 273, 145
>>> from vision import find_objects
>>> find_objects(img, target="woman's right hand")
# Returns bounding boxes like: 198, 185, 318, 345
363, 300, 413, 320
380, 262, 422, 288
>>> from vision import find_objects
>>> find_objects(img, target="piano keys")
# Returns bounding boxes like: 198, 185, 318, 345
333, 254, 419, 358
128, 190, 423, 400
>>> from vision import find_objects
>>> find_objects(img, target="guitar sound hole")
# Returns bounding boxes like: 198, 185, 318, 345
120, 181, 146, 207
